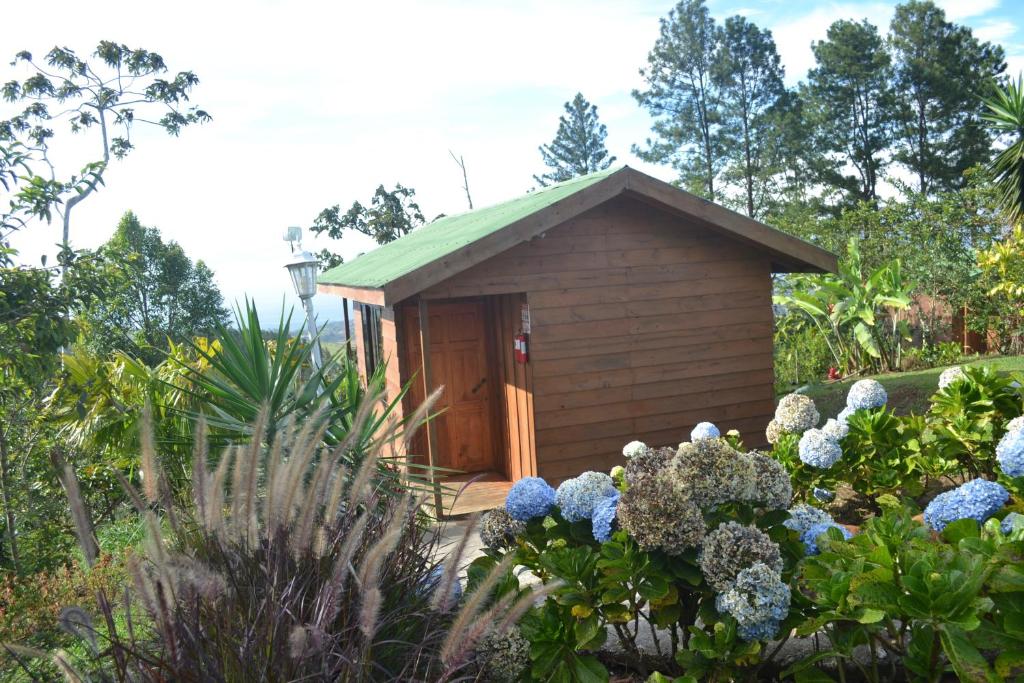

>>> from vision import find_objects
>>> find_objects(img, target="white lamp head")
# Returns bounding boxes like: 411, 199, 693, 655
285, 250, 319, 299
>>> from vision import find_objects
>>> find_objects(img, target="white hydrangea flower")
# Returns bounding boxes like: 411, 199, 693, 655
821, 418, 849, 441
774, 394, 820, 433
846, 379, 887, 411
623, 440, 648, 458
1007, 416, 1024, 433
938, 366, 967, 389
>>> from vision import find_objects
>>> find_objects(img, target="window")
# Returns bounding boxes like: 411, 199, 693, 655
359, 303, 384, 375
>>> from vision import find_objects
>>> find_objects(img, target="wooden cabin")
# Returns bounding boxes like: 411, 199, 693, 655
318, 166, 836, 513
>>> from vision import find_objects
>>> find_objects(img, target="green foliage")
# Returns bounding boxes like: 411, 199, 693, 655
795, 506, 1024, 682
902, 341, 962, 372
983, 76, 1024, 226
534, 93, 616, 187
889, 1, 1006, 194
774, 316, 836, 393
76, 212, 228, 364
7, 411, 536, 681
1, 42, 209, 246
310, 184, 425, 268
774, 239, 912, 375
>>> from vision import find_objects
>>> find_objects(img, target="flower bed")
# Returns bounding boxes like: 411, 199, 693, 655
468, 364, 1024, 682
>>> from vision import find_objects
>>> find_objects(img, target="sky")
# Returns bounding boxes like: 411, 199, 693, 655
5, 0, 1024, 325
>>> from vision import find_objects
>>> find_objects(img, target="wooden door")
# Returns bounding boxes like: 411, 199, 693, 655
406, 301, 497, 473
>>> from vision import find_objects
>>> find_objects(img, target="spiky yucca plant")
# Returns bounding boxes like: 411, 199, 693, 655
8, 398, 547, 682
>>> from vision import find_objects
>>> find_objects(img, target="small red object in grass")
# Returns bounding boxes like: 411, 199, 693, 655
828, 367, 842, 381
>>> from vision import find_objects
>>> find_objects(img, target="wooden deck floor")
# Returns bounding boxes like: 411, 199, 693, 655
440, 471, 513, 517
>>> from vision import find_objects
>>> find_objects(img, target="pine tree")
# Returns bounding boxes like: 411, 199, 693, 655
633, 0, 724, 201
714, 15, 785, 217
804, 19, 896, 202
534, 93, 616, 187
889, 0, 1006, 194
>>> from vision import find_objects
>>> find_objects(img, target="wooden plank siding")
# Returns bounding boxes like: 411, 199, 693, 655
489, 294, 537, 480
419, 195, 776, 482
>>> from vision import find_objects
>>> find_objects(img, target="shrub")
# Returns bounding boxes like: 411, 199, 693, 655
7, 406, 540, 682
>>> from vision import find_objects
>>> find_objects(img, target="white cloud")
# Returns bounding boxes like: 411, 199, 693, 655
975, 19, 1017, 44
935, 0, 1001, 22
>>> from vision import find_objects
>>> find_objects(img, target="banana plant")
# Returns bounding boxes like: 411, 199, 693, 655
774, 239, 912, 375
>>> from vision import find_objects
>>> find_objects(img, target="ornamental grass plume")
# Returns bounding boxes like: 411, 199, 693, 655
699, 522, 783, 592
617, 471, 706, 555
670, 438, 756, 508
23, 390, 544, 682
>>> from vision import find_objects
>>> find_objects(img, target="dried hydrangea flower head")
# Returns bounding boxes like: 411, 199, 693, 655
846, 379, 887, 410
623, 440, 649, 458
624, 445, 674, 485
617, 471, 706, 555
505, 477, 556, 521
555, 471, 617, 522
774, 394, 820, 433
821, 418, 849, 441
923, 478, 1009, 532
670, 438, 756, 508
479, 508, 526, 551
690, 421, 721, 441
745, 451, 793, 510
938, 365, 967, 389
798, 428, 843, 469
765, 419, 784, 445
474, 625, 531, 683
998, 428, 1024, 478
783, 503, 834, 536
800, 522, 853, 555
699, 521, 783, 592
714, 561, 791, 642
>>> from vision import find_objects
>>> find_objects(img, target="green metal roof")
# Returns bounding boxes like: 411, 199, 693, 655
317, 166, 621, 290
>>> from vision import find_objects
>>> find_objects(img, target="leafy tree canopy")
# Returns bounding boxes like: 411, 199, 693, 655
310, 184, 425, 269
76, 211, 228, 364
534, 92, 616, 187
1, 42, 209, 248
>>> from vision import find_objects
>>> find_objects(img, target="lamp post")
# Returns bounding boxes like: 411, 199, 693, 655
284, 247, 323, 375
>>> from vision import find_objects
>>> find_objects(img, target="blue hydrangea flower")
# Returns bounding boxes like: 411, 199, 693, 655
923, 478, 1010, 532
591, 491, 620, 542
421, 565, 463, 606
690, 421, 721, 441
737, 619, 782, 642
813, 487, 836, 503
997, 428, 1024, 478
837, 406, 856, 425
555, 471, 617, 522
1008, 416, 1024, 433
1001, 512, 1024, 535
505, 477, 556, 521
715, 562, 790, 642
801, 522, 853, 555
798, 428, 842, 468
784, 504, 833, 536
846, 379, 887, 410
821, 418, 849, 441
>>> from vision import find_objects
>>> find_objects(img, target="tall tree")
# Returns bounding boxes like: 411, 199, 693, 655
310, 184, 425, 268
0, 42, 209, 249
714, 15, 785, 217
805, 19, 896, 202
534, 93, 616, 186
78, 212, 228, 363
889, 0, 1006, 194
634, 0, 724, 200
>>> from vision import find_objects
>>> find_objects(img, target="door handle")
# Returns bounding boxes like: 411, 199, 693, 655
471, 377, 487, 394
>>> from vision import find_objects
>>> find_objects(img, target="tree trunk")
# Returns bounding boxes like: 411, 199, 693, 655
0, 423, 21, 573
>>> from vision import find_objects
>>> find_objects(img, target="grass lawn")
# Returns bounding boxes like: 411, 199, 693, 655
799, 355, 1024, 418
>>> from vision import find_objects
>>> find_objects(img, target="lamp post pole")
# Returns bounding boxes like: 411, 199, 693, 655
284, 241, 324, 386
